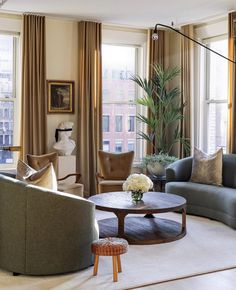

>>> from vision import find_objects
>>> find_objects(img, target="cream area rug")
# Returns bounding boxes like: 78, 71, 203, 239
1, 210, 236, 290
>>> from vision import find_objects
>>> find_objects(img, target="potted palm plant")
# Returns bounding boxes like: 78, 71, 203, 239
131, 64, 190, 176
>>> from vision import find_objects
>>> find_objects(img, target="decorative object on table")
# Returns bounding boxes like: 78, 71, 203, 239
123, 173, 153, 202
91, 237, 129, 282
47, 80, 74, 113
53, 121, 76, 156
131, 65, 190, 176
190, 147, 223, 186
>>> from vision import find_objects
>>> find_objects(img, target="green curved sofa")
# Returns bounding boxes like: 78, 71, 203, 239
0, 173, 98, 275
165, 154, 236, 229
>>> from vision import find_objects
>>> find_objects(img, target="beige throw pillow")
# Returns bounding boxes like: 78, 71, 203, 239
190, 147, 223, 186
16, 160, 57, 190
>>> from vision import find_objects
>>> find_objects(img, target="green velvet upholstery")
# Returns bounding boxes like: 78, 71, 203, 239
166, 154, 236, 229
0, 173, 98, 275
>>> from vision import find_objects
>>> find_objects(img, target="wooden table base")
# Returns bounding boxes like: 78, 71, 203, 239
98, 216, 186, 245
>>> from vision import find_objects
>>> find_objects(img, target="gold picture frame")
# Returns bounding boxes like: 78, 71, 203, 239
47, 80, 74, 113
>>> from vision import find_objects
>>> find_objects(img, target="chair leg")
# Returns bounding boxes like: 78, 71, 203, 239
117, 255, 122, 272
112, 256, 118, 282
93, 255, 99, 276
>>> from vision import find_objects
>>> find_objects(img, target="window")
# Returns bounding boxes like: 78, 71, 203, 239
103, 115, 110, 132
102, 43, 145, 159
0, 34, 20, 167
115, 115, 122, 132
115, 141, 123, 152
128, 140, 135, 151
103, 140, 110, 152
200, 37, 228, 153
128, 115, 135, 132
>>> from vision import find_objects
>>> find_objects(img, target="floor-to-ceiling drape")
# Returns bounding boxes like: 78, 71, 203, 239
149, 29, 165, 78
179, 25, 194, 158
147, 29, 165, 154
21, 14, 47, 159
228, 11, 236, 153
77, 21, 102, 197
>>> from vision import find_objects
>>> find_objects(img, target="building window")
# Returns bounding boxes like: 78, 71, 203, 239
115, 141, 123, 152
199, 37, 228, 153
0, 33, 19, 166
103, 115, 110, 132
127, 140, 135, 151
102, 43, 145, 158
115, 115, 122, 132
128, 115, 135, 132
103, 140, 110, 152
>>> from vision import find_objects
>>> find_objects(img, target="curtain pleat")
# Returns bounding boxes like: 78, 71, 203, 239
179, 25, 194, 158
148, 29, 165, 78
77, 21, 102, 197
21, 14, 47, 159
147, 29, 165, 155
228, 12, 236, 153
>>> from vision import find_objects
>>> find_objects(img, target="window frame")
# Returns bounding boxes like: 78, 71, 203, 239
101, 43, 146, 163
0, 32, 21, 169
201, 34, 228, 153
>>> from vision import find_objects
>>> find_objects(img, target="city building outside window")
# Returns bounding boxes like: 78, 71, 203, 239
115, 141, 123, 153
127, 140, 135, 151
128, 115, 135, 132
0, 34, 20, 166
115, 115, 122, 132
102, 115, 110, 132
103, 140, 110, 152
102, 44, 145, 160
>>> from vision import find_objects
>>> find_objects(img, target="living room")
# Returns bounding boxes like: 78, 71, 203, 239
0, 0, 236, 289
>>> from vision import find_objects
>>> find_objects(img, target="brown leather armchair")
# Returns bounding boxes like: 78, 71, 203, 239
27, 152, 83, 196
96, 150, 134, 193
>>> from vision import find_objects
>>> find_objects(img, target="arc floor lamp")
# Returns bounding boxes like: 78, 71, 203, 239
152, 23, 236, 64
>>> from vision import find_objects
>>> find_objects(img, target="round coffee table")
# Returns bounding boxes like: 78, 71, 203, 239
89, 191, 186, 245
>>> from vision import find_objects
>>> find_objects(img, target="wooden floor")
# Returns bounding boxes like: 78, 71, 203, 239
135, 267, 236, 290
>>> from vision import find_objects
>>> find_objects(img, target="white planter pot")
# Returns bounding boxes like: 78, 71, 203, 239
147, 162, 166, 176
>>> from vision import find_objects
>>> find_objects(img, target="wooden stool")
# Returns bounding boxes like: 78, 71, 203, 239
91, 237, 128, 282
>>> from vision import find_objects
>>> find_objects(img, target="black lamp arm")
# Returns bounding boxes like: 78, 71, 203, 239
154, 23, 236, 64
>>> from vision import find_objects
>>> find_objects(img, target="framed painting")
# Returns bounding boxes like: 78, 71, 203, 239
47, 80, 74, 113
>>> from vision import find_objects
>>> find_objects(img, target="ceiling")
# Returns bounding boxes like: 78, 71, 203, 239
1, 0, 236, 28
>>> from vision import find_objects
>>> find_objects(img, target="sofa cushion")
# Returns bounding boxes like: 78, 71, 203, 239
190, 147, 223, 186
16, 160, 57, 190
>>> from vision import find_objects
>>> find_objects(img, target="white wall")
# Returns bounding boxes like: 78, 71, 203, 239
45, 18, 78, 152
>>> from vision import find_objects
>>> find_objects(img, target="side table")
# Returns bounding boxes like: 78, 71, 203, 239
149, 175, 166, 192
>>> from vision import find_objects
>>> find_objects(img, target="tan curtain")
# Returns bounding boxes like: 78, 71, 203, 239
77, 21, 102, 197
148, 29, 165, 79
228, 12, 236, 153
147, 29, 165, 154
21, 14, 47, 159
179, 25, 194, 158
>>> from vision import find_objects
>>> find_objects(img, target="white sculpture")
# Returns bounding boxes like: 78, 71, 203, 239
53, 121, 76, 156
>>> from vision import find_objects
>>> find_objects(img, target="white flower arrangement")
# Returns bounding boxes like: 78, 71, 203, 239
123, 173, 153, 193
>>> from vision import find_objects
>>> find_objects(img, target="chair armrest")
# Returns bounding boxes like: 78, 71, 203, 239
57, 172, 81, 183
166, 157, 193, 183
96, 172, 104, 182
